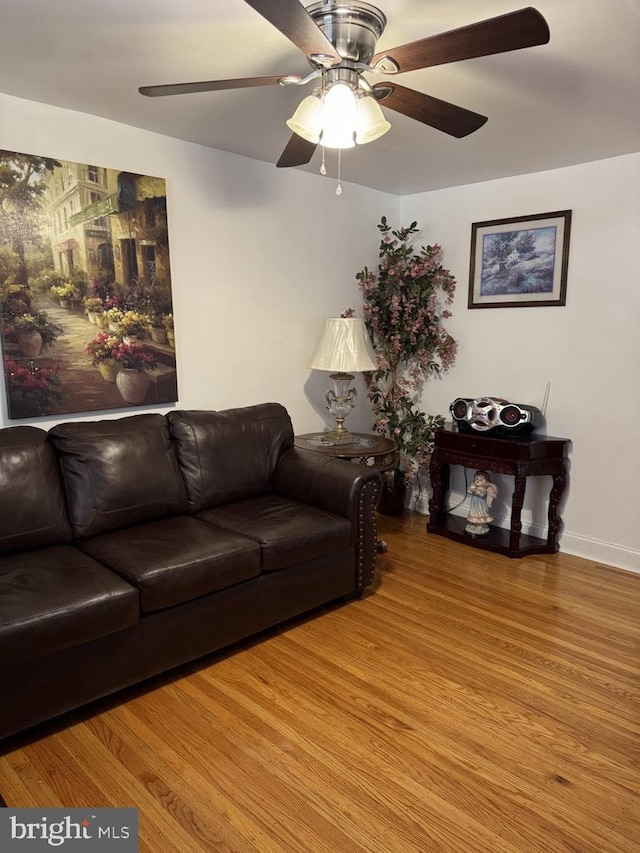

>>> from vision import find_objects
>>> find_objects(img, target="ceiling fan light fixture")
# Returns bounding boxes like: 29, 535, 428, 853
285, 89, 324, 143
354, 92, 391, 144
320, 82, 357, 149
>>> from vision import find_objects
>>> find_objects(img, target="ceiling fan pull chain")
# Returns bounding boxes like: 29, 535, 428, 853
320, 146, 327, 176
336, 149, 343, 196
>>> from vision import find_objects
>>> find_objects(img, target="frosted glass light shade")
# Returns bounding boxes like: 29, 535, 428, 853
308, 317, 377, 373
321, 83, 356, 149
355, 94, 391, 144
286, 84, 392, 152
286, 91, 323, 143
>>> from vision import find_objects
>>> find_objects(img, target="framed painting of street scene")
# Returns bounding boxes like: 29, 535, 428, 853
468, 210, 572, 309
0, 149, 177, 419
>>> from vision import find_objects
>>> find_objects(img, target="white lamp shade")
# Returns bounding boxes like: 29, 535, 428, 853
355, 94, 391, 144
286, 91, 323, 143
308, 317, 377, 372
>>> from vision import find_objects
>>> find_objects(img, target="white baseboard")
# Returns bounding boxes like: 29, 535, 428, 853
557, 534, 640, 575
410, 486, 640, 575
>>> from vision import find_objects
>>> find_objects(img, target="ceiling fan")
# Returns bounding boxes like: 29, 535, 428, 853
139, 0, 550, 169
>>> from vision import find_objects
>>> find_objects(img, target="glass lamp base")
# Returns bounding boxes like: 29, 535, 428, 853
325, 372, 357, 444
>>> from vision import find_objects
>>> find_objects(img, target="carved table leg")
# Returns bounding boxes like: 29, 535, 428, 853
428, 450, 446, 524
510, 469, 527, 553
547, 461, 568, 549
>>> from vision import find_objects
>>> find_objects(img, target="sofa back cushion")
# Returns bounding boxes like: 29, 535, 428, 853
48, 414, 188, 539
168, 404, 294, 512
0, 426, 73, 555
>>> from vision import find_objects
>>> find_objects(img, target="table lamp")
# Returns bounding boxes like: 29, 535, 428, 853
308, 316, 377, 444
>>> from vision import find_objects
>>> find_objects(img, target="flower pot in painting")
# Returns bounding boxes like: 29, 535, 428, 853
150, 326, 168, 345
116, 369, 150, 404
17, 330, 43, 358
98, 360, 120, 382
166, 329, 175, 348
95, 314, 108, 330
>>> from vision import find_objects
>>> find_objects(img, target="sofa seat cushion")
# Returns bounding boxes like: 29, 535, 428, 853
78, 516, 261, 613
0, 545, 139, 667
197, 495, 351, 572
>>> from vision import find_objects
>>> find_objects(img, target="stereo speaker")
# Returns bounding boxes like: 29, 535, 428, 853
449, 397, 544, 437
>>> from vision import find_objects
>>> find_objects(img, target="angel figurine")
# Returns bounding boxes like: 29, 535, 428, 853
464, 470, 498, 537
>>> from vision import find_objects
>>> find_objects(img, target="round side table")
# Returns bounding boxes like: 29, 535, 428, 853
294, 432, 397, 470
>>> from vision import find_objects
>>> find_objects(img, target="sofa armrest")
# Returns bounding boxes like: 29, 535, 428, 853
273, 447, 382, 590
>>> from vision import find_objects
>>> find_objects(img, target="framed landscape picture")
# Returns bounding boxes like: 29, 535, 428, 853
468, 210, 572, 309
0, 149, 178, 420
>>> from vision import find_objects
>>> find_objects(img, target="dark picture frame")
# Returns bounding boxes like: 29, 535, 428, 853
468, 210, 572, 309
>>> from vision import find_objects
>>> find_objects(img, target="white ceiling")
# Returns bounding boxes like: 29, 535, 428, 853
1, 0, 638, 195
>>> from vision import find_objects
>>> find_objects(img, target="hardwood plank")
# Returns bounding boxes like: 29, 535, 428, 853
2, 747, 63, 807
0, 511, 638, 852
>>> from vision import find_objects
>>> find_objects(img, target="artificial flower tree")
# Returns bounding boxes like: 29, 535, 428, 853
356, 217, 457, 500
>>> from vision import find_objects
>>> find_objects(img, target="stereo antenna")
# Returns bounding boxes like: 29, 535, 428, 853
541, 381, 551, 417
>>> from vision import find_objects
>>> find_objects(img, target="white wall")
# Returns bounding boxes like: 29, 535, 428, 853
0, 92, 399, 434
400, 153, 640, 572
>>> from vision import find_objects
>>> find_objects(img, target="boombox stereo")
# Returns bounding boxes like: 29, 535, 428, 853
450, 397, 544, 437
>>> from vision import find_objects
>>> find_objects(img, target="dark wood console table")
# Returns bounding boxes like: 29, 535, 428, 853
427, 427, 570, 558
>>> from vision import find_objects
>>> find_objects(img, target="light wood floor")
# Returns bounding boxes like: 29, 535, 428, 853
1, 511, 638, 852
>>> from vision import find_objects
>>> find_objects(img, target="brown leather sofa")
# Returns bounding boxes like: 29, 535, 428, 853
0, 403, 381, 741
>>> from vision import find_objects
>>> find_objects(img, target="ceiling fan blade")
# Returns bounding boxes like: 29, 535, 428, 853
372, 7, 549, 73
244, 0, 341, 63
139, 76, 286, 97
373, 83, 487, 138
276, 134, 318, 168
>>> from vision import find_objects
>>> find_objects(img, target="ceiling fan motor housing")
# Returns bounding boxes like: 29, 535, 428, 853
306, 1, 386, 65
